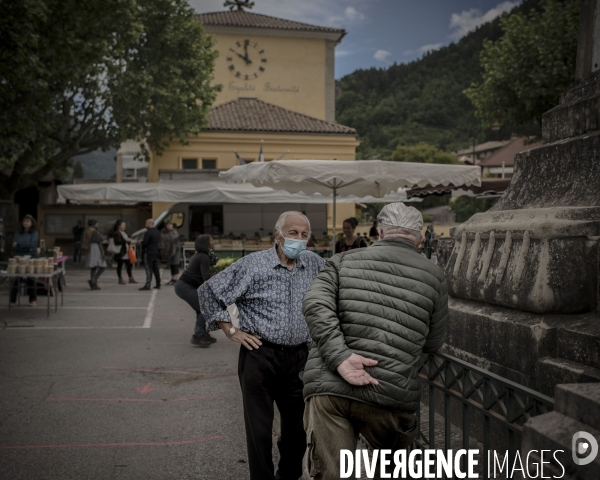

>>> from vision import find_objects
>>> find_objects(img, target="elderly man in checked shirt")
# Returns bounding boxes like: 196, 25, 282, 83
199, 211, 325, 480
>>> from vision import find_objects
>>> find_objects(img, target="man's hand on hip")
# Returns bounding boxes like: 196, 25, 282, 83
337, 353, 379, 386
217, 322, 262, 351
231, 330, 263, 351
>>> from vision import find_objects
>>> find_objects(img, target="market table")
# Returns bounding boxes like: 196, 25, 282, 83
1, 268, 64, 318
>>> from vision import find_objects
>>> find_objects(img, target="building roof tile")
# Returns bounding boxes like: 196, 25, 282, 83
456, 140, 511, 156
207, 98, 356, 135
196, 10, 345, 36
479, 137, 542, 167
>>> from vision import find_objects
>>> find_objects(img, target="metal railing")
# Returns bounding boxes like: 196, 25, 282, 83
413, 352, 554, 478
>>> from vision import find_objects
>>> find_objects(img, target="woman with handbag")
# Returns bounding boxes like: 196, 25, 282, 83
85, 219, 107, 290
108, 219, 137, 285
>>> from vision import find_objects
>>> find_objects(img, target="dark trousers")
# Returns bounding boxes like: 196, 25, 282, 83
143, 253, 160, 287
238, 342, 308, 480
90, 267, 105, 285
73, 241, 82, 263
174, 280, 206, 334
116, 258, 133, 279
304, 395, 418, 480
10, 278, 37, 303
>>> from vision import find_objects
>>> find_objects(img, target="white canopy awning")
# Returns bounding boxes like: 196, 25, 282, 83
57, 179, 411, 204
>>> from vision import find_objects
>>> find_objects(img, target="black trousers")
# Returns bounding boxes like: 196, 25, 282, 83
238, 342, 308, 480
143, 253, 160, 287
10, 278, 37, 303
116, 257, 133, 278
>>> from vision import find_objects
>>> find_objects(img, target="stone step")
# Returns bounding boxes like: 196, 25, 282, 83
447, 297, 561, 375
555, 383, 600, 432
543, 72, 600, 143
557, 315, 600, 370
532, 357, 600, 398
494, 131, 600, 211
522, 411, 600, 480
559, 69, 600, 105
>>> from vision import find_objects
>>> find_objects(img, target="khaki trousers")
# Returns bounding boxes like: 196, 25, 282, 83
303, 395, 418, 480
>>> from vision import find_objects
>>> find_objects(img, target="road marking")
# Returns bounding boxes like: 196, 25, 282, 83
0, 307, 147, 310
46, 395, 216, 403
143, 288, 158, 328
0, 436, 222, 450
101, 367, 205, 376
135, 383, 155, 394
2, 326, 145, 330
147, 341, 190, 345
1, 326, 193, 330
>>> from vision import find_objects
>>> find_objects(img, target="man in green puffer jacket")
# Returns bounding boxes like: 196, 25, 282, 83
302, 202, 448, 480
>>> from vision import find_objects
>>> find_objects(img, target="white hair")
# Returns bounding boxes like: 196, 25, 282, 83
379, 224, 421, 244
274, 211, 311, 237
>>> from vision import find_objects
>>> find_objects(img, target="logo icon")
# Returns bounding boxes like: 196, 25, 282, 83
572, 431, 598, 466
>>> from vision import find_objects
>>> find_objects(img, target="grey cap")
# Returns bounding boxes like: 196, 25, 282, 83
377, 202, 423, 232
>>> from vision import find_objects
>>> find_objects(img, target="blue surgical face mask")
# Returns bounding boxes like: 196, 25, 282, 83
280, 236, 307, 260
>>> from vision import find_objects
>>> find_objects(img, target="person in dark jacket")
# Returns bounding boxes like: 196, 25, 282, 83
175, 235, 217, 348
109, 219, 137, 285
301, 202, 448, 479
139, 218, 161, 291
72, 220, 84, 264
159, 221, 181, 285
334, 217, 369, 253
10, 214, 39, 306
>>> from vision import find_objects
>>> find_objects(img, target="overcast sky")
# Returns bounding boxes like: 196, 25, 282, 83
189, 0, 523, 78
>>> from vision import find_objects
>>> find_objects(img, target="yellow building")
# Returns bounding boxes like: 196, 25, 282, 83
148, 5, 359, 232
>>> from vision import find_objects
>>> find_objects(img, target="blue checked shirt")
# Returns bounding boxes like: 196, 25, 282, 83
198, 247, 325, 346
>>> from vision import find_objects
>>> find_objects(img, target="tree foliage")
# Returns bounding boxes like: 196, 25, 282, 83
0, 0, 220, 200
72, 162, 85, 179
450, 197, 499, 223
335, 0, 554, 160
464, 0, 579, 126
391, 143, 460, 164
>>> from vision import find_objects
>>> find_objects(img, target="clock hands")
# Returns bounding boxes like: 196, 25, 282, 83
229, 48, 252, 65
243, 43, 252, 64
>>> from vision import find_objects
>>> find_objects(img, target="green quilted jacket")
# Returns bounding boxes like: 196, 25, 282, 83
302, 238, 448, 412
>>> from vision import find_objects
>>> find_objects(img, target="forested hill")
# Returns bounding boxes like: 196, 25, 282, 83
336, 0, 543, 160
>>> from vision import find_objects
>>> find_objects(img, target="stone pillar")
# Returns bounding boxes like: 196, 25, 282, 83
437, 0, 600, 396
521, 383, 600, 479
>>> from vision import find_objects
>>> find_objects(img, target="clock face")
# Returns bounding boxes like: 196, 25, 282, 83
227, 39, 267, 80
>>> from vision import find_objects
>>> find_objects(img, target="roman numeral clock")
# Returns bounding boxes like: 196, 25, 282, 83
227, 39, 267, 80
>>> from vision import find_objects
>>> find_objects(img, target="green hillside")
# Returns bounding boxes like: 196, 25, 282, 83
336, 0, 545, 160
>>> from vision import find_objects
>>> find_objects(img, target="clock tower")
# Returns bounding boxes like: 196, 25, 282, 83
196, 4, 345, 122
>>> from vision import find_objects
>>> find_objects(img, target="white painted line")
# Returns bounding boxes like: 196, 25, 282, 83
0, 307, 147, 310
2, 326, 145, 330
143, 288, 158, 329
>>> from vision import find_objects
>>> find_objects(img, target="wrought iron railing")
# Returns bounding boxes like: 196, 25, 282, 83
412, 352, 554, 478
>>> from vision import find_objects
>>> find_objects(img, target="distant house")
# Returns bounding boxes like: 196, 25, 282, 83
456, 140, 511, 165
479, 136, 542, 178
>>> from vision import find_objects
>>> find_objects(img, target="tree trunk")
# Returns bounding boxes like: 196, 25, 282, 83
0, 199, 18, 261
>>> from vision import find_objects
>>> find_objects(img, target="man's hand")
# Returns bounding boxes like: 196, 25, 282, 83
217, 322, 262, 351
337, 353, 379, 386
230, 329, 262, 351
